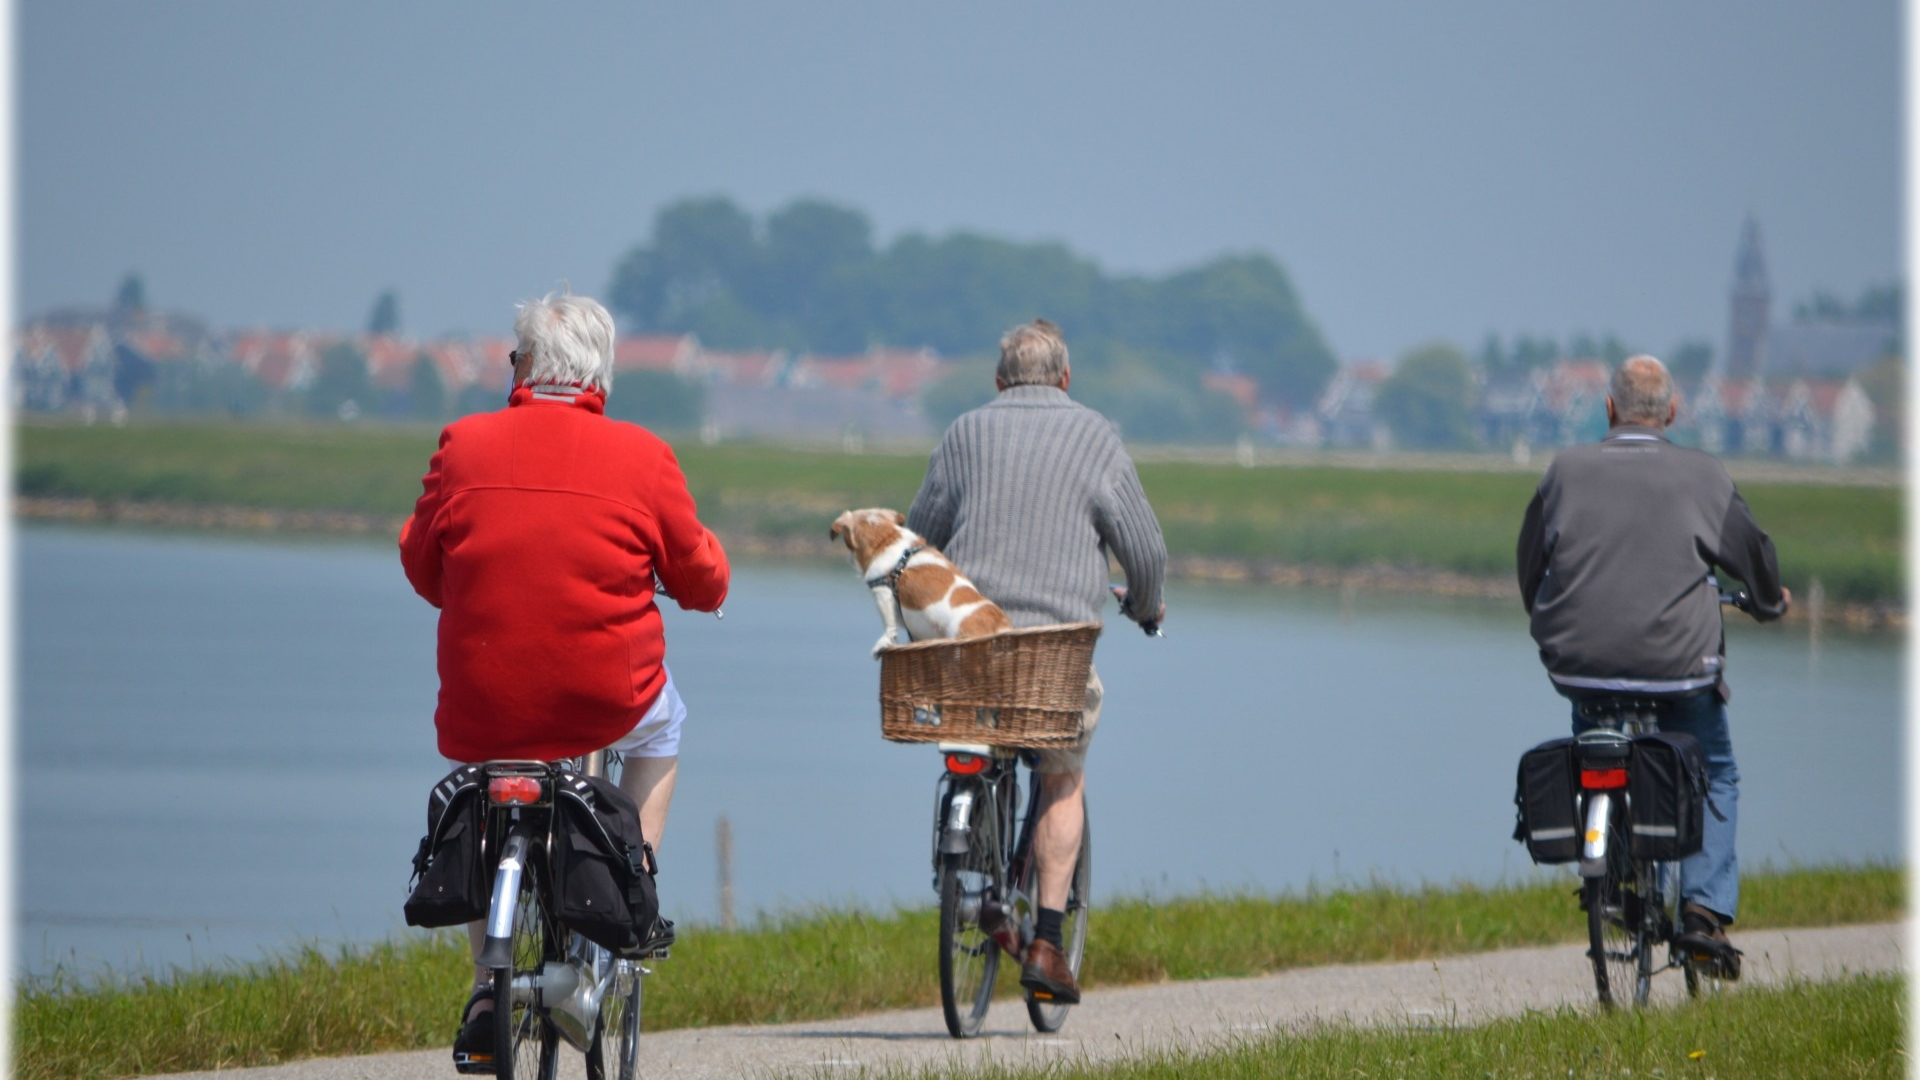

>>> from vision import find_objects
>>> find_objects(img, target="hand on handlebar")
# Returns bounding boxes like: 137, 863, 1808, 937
656, 580, 724, 620
1109, 585, 1165, 637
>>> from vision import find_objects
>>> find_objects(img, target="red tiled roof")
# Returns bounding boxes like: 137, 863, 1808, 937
18, 326, 107, 373
614, 335, 694, 371
1202, 371, 1259, 409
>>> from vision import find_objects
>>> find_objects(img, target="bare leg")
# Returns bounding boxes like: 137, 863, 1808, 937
465, 921, 490, 1016
620, 754, 679, 850
1033, 770, 1085, 911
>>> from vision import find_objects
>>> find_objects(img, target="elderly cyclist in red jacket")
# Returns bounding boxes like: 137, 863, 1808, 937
400, 292, 728, 1069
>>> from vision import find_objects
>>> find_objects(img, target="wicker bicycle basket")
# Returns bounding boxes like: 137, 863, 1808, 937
878, 622, 1102, 746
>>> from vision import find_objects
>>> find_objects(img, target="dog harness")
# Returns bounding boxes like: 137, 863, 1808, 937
866, 544, 924, 592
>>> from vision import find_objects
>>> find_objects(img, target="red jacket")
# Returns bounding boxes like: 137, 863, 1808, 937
400, 385, 729, 762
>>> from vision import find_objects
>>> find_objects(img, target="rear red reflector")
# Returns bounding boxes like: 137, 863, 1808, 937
489, 776, 545, 805
1580, 768, 1628, 790
945, 753, 988, 776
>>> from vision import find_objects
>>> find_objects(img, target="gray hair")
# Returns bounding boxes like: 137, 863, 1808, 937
1610, 354, 1674, 425
996, 319, 1069, 387
514, 292, 617, 395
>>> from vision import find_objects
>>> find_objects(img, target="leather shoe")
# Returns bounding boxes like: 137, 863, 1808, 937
1674, 902, 1743, 981
1019, 938, 1081, 1004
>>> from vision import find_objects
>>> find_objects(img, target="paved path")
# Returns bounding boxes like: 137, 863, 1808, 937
150, 922, 1904, 1080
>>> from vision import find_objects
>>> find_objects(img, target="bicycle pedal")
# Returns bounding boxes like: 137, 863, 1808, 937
453, 1054, 496, 1075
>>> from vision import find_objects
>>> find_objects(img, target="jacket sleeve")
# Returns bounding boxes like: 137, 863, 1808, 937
648, 447, 730, 613
1094, 452, 1167, 625
1714, 487, 1788, 622
1516, 485, 1550, 614
906, 436, 957, 549
399, 431, 452, 609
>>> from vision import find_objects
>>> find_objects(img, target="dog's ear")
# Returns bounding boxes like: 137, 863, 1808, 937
892, 510, 906, 525
829, 514, 849, 542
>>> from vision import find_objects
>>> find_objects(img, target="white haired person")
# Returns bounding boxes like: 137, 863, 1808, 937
907, 318, 1167, 1004
400, 292, 729, 1069
1518, 354, 1790, 978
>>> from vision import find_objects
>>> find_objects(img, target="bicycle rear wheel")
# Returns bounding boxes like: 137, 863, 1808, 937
1584, 812, 1652, 1009
494, 856, 560, 1080
586, 958, 642, 1080
938, 791, 1003, 1038
1026, 816, 1091, 1033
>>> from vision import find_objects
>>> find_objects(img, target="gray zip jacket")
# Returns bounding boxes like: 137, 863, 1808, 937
908, 384, 1165, 630
1516, 425, 1787, 698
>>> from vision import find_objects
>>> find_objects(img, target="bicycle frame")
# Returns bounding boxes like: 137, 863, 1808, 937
477, 753, 638, 1055
1575, 700, 1692, 998
931, 742, 1042, 960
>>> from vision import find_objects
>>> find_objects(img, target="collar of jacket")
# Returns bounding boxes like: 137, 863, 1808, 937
1602, 424, 1669, 443
994, 384, 1071, 405
509, 384, 606, 413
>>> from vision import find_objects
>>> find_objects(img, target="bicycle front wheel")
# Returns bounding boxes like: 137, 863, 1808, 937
1584, 813, 1651, 1009
586, 958, 642, 1080
494, 856, 560, 1080
938, 799, 1002, 1038
1026, 815, 1091, 1033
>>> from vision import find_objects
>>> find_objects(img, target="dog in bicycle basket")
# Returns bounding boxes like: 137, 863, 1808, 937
830, 508, 1011, 656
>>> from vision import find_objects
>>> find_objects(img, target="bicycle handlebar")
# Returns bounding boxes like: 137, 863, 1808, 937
1707, 575, 1751, 614
1110, 584, 1163, 638
656, 580, 723, 620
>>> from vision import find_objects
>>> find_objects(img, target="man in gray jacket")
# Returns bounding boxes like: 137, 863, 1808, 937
1517, 354, 1789, 975
909, 319, 1166, 1004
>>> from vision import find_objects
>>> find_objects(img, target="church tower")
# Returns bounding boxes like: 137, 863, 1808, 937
1726, 216, 1770, 379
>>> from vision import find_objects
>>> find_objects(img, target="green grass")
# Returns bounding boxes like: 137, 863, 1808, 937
16, 865, 1902, 1080
891, 974, 1905, 1080
12, 420, 1906, 603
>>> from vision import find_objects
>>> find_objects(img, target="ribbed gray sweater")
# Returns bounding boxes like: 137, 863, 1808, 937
907, 385, 1166, 630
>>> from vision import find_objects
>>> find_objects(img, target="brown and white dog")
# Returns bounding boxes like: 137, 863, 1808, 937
829, 508, 1012, 656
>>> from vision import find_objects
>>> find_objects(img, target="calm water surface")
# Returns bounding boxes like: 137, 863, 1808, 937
16, 525, 1904, 980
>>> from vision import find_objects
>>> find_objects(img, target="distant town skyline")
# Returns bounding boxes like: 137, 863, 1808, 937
18, 2, 1902, 364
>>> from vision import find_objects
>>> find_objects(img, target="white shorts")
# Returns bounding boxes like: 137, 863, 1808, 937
445, 667, 687, 768
608, 668, 687, 759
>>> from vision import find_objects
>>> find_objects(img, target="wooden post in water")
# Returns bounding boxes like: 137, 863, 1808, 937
716, 814, 736, 931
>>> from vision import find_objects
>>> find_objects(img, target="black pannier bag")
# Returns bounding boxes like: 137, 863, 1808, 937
552, 771, 661, 955
405, 765, 490, 928
1513, 737, 1581, 863
1627, 731, 1711, 860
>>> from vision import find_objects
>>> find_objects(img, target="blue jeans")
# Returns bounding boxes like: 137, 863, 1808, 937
1571, 691, 1739, 921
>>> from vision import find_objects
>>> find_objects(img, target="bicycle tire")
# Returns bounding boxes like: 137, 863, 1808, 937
494, 856, 560, 1080
1026, 815, 1091, 1033
586, 958, 642, 1080
1584, 812, 1651, 1009
938, 790, 1002, 1039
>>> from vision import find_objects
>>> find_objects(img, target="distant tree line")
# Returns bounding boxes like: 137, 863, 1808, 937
606, 196, 1339, 440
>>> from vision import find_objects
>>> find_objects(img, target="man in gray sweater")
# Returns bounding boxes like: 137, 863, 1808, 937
909, 319, 1166, 1003
1517, 354, 1789, 975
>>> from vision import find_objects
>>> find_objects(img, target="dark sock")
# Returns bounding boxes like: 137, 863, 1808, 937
1035, 907, 1065, 949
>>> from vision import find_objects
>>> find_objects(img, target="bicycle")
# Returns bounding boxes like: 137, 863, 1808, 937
474, 751, 662, 1080
1574, 587, 1747, 1008
928, 598, 1157, 1039
931, 740, 1092, 1038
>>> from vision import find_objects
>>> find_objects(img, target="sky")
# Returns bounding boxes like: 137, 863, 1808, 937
15, 1, 1905, 365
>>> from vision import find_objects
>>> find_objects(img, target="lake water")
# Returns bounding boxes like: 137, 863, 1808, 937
15, 525, 1905, 982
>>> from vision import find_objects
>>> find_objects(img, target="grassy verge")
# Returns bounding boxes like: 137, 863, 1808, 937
13, 421, 1906, 604
16, 865, 1902, 1080
891, 974, 1905, 1080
